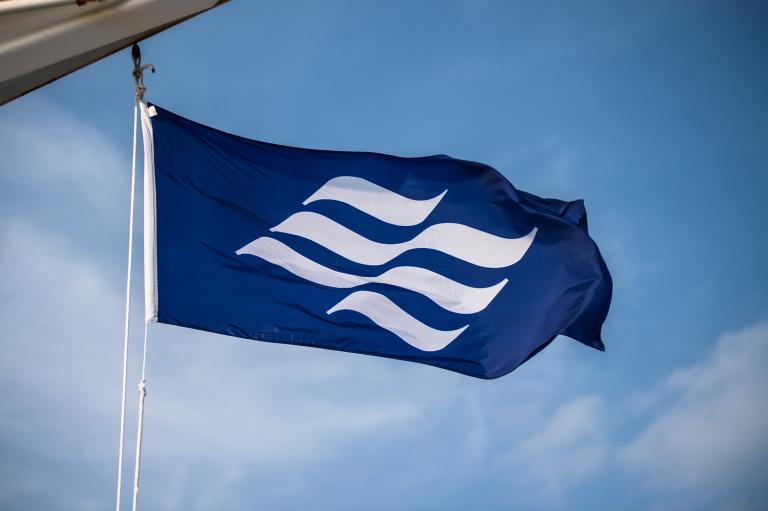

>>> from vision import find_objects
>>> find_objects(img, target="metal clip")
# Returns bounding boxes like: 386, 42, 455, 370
131, 43, 155, 101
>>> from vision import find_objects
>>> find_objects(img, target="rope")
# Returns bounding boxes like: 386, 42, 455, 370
109, 43, 157, 511
115, 98, 139, 511
131, 323, 150, 511
117, 43, 155, 511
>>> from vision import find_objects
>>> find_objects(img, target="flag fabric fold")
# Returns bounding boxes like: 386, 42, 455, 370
141, 104, 611, 379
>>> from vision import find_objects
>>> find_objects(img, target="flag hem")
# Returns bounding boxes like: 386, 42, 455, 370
140, 101, 158, 324
152, 316, 558, 380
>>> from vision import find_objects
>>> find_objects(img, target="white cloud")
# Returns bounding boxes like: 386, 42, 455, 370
622, 322, 768, 509
0, 96, 127, 214
496, 322, 768, 510
504, 394, 608, 504
0, 216, 120, 400
0, 216, 124, 508
145, 360, 422, 465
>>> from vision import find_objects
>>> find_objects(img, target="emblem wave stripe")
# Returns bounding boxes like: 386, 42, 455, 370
271, 211, 538, 268
236, 236, 508, 314
327, 290, 468, 352
303, 176, 447, 226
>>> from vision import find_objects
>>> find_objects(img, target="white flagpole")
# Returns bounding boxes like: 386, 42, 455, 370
115, 88, 139, 511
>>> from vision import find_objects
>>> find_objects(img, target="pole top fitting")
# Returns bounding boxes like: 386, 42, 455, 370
131, 43, 155, 101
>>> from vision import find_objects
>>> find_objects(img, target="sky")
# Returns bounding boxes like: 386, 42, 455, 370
0, 0, 767, 509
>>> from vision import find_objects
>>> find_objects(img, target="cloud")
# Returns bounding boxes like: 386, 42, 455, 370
0, 216, 120, 399
496, 322, 768, 510
621, 322, 768, 509
0, 96, 127, 216
503, 394, 608, 506
0, 216, 124, 509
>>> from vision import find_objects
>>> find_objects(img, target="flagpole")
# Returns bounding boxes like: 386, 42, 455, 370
114, 60, 141, 511
129, 43, 154, 511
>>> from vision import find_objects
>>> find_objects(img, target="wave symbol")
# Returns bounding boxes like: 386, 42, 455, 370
236, 176, 536, 351
271, 212, 537, 268
303, 176, 447, 226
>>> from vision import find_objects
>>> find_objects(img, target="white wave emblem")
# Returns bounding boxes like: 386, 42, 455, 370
272, 211, 537, 268
236, 176, 537, 351
328, 291, 468, 352
303, 176, 446, 226
236, 237, 508, 314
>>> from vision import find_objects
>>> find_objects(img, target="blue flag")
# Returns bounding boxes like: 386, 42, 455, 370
140, 103, 611, 379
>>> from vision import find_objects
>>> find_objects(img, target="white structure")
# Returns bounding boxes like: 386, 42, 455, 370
0, 0, 228, 105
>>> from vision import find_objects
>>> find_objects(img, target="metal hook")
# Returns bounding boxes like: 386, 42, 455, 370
131, 43, 155, 101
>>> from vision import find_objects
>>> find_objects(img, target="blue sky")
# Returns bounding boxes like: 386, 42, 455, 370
1, 1, 766, 509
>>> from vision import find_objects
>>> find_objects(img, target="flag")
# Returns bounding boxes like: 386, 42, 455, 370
140, 103, 612, 379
